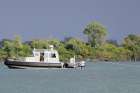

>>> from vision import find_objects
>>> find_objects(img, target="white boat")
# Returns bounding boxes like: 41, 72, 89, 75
4, 45, 85, 69
4, 45, 64, 68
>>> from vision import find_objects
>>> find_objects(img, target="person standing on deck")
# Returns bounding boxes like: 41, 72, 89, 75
80, 61, 85, 70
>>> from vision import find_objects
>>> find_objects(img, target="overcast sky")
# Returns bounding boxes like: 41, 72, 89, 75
0, 0, 140, 42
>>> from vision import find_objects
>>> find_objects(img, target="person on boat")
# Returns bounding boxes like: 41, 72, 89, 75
40, 53, 44, 62
80, 61, 85, 70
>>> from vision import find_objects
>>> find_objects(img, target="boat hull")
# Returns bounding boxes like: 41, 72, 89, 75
4, 60, 63, 69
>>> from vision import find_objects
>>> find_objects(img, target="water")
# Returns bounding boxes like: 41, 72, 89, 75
1, 62, 140, 93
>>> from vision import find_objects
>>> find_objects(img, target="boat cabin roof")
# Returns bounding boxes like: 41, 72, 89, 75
33, 49, 57, 53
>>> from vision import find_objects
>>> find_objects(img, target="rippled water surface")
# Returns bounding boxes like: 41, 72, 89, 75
1, 62, 140, 93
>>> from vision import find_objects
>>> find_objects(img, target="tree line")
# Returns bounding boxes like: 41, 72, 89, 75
0, 21, 140, 62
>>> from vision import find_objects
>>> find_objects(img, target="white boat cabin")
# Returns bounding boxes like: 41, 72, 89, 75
25, 45, 60, 63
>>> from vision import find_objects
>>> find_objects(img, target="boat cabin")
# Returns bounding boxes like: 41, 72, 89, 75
25, 45, 60, 63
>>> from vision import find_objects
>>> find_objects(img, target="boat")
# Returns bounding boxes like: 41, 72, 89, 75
4, 45, 85, 69
63, 57, 85, 68
4, 45, 64, 69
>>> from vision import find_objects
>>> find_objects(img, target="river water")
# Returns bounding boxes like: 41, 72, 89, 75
0, 62, 140, 93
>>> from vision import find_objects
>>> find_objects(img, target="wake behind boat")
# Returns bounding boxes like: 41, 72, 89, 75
4, 45, 85, 69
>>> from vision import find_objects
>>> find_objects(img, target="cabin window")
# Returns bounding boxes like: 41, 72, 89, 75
51, 53, 56, 58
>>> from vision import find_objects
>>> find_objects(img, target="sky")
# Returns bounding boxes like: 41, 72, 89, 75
0, 0, 140, 42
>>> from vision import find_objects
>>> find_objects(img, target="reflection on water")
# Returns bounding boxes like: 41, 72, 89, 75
1, 62, 140, 93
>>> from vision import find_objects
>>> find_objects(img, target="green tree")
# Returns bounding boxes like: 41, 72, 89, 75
123, 34, 140, 61
48, 39, 61, 49
19, 44, 32, 57
83, 21, 107, 47
64, 37, 94, 59
30, 39, 49, 49
2, 39, 15, 58
13, 36, 23, 57
58, 44, 74, 62
0, 49, 7, 60
95, 43, 131, 61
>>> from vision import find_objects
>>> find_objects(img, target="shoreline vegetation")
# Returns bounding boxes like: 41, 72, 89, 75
0, 21, 140, 62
